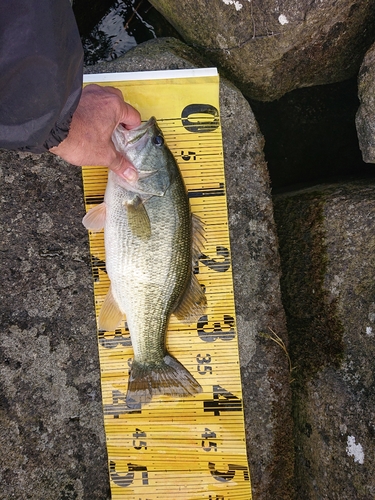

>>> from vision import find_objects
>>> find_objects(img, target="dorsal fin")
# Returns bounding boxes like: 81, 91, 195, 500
173, 212, 207, 322
191, 213, 206, 263
172, 272, 207, 322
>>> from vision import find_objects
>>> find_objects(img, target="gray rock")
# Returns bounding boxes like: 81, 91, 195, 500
0, 38, 293, 498
220, 76, 294, 500
356, 42, 375, 164
148, 0, 375, 101
0, 151, 110, 499
274, 181, 375, 499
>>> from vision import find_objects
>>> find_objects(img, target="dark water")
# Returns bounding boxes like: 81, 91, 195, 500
249, 78, 375, 192
73, 0, 181, 66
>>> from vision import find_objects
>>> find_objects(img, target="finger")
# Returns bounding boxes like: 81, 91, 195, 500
119, 102, 142, 130
83, 83, 108, 94
88, 85, 141, 129
101, 85, 124, 99
109, 152, 138, 183
103, 86, 141, 129
121, 164, 138, 183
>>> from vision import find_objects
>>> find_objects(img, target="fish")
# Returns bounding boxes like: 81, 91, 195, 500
82, 117, 206, 407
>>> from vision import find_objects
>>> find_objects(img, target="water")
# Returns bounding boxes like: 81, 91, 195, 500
74, 0, 181, 66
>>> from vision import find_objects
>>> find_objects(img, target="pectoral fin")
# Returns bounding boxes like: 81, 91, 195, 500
126, 198, 151, 239
82, 202, 106, 231
98, 286, 124, 331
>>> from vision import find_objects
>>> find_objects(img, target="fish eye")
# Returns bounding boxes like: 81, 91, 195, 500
152, 135, 164, 147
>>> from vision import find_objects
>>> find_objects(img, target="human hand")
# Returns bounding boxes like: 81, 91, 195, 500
50, 84, 141, 181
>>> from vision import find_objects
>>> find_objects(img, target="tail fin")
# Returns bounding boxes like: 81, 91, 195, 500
126, 354, 202, 408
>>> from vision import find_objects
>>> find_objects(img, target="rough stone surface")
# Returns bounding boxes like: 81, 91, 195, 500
148, 0, 375, 101
85, 37, 294, 499
1, 38, 294, 499
274, 181, 375, 499
219, 78, 294, 499
0, 152, 110, 499
356, 41, 375, 164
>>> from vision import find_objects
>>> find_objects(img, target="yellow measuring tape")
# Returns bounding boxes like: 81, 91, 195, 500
82, 68, 252, 499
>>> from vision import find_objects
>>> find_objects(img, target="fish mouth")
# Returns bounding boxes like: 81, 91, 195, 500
123, 116, 157, 147
125, 116, 160, 180
111, 115, 169, 195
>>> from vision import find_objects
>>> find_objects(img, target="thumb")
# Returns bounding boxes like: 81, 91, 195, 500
109, 152, 138, 183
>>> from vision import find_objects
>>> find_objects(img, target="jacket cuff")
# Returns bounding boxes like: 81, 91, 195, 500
43, 112, 73, 151
44, 83, 82, 152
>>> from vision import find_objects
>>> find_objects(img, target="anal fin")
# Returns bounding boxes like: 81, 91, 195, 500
98, 286, 124, 331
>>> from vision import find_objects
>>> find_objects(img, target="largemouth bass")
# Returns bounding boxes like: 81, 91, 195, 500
83, 117, 206, 407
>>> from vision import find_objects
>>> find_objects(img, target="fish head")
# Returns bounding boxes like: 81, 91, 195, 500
111, 117, 173, 197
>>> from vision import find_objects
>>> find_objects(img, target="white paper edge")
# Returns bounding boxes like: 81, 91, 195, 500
83, 67, 218, 83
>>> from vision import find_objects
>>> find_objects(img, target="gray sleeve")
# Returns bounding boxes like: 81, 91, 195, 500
0, 0, 84, 153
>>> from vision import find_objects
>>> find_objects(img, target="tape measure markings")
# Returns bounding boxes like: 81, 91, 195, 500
82, 70, 251, 499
